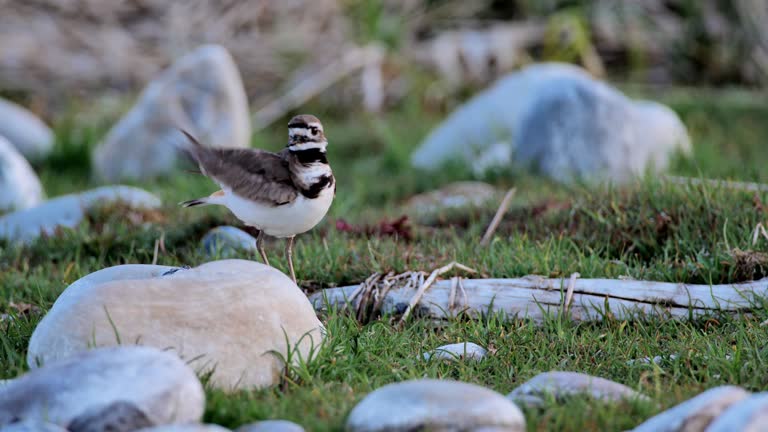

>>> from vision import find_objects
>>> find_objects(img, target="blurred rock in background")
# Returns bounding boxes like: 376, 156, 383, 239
0, 135, 45, 212
92, 44, 250, 181
411, 63, 691, 184
0, 99, 53, 162
1, 0, 767, 113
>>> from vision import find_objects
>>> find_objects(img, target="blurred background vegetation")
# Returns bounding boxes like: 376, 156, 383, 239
2, 0, 767, 118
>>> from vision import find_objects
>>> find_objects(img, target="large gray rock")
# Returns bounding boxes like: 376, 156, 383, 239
411, 62, 691, 184
0, 135, 44, 212
346, 379, 525, 431
27, 260, 325, 391
705, 392, 768, 432
0, 99, 54, 162
507, 371, 649, 407
0, 185, 160, 243
93, 44, 250, 181
0, 346, 204, 428
631, 386, 750, 432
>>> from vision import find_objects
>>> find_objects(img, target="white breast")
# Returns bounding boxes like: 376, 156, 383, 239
222, 186, 334, 238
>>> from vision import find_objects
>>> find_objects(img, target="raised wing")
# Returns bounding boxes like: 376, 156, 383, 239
180, 131, 297, 206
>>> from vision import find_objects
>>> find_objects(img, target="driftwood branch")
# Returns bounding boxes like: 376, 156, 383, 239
310, 276, 768, 323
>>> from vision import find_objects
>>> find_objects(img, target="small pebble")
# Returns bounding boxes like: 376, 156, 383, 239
423, 342, 487, 362
235, 420, 305, 432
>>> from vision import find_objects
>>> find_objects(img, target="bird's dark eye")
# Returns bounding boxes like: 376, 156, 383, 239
310, 127, 319, 135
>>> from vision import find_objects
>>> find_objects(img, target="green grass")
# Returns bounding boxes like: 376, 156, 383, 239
2, 88, 768, 430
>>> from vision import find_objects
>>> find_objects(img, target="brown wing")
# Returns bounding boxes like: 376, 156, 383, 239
180, 132, 297, 206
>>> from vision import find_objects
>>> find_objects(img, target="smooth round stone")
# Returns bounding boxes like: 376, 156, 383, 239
93, 44, 250, 181
235, 420, 305, 432
346, 379, 525, 432
705, 392, 768, 432
0, 185, 161, 243
27, 259, 324, 390
424, 342, 487, 362
0, 346, 204, 427
202, 226, 257, 257
0, 135, 44, 212
136, 425, 231, 432
631, 386, 750, 432
0, 99, 54, 162
507, 371, 648, 407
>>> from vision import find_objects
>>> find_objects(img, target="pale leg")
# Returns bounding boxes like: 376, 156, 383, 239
257, 230, 270, 266
286, 235, 297, 284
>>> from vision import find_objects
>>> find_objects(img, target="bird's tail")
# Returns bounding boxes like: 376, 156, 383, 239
175, 129, 207, 170
180, 198, 210, 208
179, 190, 226, 208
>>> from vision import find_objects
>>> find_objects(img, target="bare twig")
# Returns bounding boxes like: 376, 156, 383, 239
398, 262, 477, 326
448, 276, 459, 312
752, 223, 768, 246
562, 272, 580, 315
480, 187, 517, 246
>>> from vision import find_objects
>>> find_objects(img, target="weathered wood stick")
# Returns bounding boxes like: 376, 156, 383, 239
309, 276, 768, 323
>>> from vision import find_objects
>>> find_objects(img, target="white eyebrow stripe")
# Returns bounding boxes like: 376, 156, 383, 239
289, 128, 310, 136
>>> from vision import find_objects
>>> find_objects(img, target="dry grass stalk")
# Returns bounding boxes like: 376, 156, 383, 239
480, 187, 517, 246
397, 261, 477, 326
562, 272, 580, 316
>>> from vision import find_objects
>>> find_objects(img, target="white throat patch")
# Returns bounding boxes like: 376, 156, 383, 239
288, 141, 327, 152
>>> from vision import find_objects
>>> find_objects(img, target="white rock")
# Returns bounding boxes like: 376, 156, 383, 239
0, 346, 204, 427
0, 420, 68, 432
631, 386, 750, 432
137, 425, 231, 432
424, 342, 487, 362
202, 226, 257, 257
0, 99, 54, 162
507, 371, 649, 407
411, 62, 691, 184
0, 135, 44, 212
705, 392, 768, 432
93, 44, 250, 181
28, 259, 325, 390
0, 185, 161, 243
235, 420, 305, 432
404, 181, 499, 219
626, 354, 679, 366
346, 379, 525, 432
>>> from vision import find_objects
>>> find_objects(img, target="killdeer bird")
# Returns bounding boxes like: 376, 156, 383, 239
178, 114, 335, 283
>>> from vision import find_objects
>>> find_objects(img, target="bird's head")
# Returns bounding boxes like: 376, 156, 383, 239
287, 114, 326, 152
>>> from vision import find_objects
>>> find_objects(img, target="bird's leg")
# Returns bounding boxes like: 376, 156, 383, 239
256, 230, 270, 266
286, 235, 297, 284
